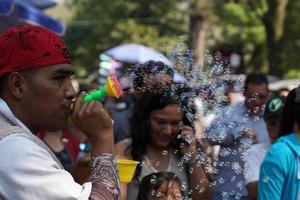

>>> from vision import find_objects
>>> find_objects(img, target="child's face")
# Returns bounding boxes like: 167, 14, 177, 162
148, 180, 183, 200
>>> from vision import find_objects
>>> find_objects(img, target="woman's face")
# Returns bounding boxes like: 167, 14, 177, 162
148, 180, 183, 200
149, 104, 183, 148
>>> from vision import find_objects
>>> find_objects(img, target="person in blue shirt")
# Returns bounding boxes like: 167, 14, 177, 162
206, 73, 270, 200
258, 85, 300, 200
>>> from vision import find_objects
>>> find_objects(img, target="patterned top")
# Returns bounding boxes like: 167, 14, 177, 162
123, 138, 189, 200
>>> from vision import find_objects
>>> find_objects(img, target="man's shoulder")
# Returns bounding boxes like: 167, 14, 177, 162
0, 116, 23, 141
0, 133, 49, 159
0, 134, 56, 171
0, 133, 39, 152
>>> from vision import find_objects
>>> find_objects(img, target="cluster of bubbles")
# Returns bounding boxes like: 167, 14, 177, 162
119, 40, 254, 199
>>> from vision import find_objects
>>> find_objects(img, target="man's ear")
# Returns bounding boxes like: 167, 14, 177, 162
7, 72, 28, 100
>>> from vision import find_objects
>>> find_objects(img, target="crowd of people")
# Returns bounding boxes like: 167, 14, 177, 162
0, 24, 299, 200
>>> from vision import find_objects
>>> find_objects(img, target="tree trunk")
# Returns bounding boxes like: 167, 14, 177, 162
263, 0, 288, 77
189, 1, 207, 67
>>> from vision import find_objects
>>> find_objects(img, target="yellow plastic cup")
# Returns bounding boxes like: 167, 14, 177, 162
117, 159, 139, 183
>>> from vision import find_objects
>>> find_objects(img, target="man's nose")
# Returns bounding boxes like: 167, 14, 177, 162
65, 80, 77, 99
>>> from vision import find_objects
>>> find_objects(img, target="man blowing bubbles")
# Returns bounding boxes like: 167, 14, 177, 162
0, 25, 120, 200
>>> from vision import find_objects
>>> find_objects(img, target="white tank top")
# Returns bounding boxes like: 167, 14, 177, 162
127, 143, 189, 200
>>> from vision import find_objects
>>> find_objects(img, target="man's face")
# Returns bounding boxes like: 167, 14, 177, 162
21, 64, 76, 133
244, 83, 269, 116
265, 116, 279, 141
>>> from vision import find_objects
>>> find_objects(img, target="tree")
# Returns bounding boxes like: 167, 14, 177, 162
207, 0, 300, 78
62, 0, 300, 78
63, 0, 188, 77
188, 0, 208, 66
211, 1, 267, 73
277, 0, 300, 78
249, 0, 289, 77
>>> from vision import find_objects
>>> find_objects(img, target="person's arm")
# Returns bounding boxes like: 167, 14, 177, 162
244, 145, 263, 200
186, 157, 213, 200
71, 152, 91, 184
72, 92, 120, 199
205, 116, 236, 146
179, 126, 213, 200
258, 145, 286, 200
88, 154, 119, 200
205, 109, 256, 146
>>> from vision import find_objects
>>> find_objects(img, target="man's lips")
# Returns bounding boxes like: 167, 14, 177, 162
62, 103, 73, 115
63, 107, 71, 117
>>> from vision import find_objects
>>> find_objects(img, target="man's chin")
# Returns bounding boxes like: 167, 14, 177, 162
48, 121, 67, 132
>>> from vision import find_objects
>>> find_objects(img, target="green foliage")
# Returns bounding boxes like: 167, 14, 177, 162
62, 0, 300, 78
64, 0, 187, 77
212, 2, 267, 72
285, 69, 300, 79
280, 0, 300, 76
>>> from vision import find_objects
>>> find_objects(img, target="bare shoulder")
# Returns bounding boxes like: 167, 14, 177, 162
114, 138, 132, 160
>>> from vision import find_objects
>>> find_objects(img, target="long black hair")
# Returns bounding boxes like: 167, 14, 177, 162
136, 172, 183, 200
128, 83, 196, 179
278, 86, 300, 137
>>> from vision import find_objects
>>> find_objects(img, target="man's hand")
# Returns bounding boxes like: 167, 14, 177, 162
71, 92, 114, 155
71, 92, 113, 140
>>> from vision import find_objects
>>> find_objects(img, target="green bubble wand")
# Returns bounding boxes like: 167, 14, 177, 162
82, 76, 123, 103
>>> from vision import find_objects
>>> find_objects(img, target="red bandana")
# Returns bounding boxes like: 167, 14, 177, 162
0, 25, 71, 77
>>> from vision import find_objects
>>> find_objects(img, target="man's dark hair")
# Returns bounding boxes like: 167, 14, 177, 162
244, 72, 268, 90
132, 60, 174, 89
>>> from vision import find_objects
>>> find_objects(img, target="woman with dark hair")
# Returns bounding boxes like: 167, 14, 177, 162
258, 86, 300, 200
137, 172, 183, 200
115, 84, 212, 200
278, 86, 300, 137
